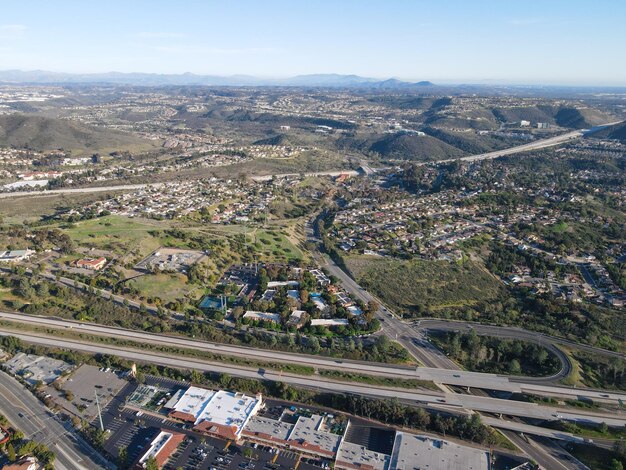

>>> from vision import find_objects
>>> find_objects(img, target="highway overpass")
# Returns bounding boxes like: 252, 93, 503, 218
2, 310, 624, 405
1, 324, 625, 428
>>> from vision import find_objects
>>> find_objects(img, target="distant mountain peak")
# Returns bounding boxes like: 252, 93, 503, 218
0, 69, 434, 88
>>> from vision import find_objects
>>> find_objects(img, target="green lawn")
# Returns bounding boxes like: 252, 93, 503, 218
253, 227, 303, 262
63, 215, 176, 261
127, 273, 199, 303
66, 216, 163, 243
205, 224, 304, 262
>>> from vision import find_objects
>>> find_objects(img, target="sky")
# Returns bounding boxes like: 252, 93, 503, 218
1, 0, 625, 85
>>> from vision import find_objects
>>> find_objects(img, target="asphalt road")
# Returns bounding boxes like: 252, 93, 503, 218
480, 416, 586, 443
0, 371, 111, 470
4, 310, 625, 405
436, 120, 623, 165
500, 431, 589, 470
0, 170, 359, 199
415, 319, 626, 363
1, 328, 624, 429
12, 311, 621, 408
305, 216, 459, 369
2, 120, 620, 202
0, 183, 159, 199
415, 319, 573, 383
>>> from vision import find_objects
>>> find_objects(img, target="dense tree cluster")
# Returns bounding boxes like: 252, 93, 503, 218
430, 330, 561, 376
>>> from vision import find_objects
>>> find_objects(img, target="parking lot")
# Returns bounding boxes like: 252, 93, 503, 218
48, 364, 127, 420
94, 375, 337, 469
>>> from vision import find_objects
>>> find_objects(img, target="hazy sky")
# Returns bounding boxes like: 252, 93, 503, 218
1, 0, 625, 85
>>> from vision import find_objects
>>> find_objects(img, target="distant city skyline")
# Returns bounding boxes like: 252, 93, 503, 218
1, 0, 625, 86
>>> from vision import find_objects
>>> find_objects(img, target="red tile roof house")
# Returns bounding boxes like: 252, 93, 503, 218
0, 425, 10, 445
133, 429, 185, 469
76, 257, 107, 270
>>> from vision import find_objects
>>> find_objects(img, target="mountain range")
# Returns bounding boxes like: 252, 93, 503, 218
0, 70, 435, 88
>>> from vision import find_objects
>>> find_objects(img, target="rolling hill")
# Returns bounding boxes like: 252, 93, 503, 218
367, 133, 466, 161
0, 114, 158, 155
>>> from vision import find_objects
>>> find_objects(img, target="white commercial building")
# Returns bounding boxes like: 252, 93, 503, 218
168, 386, 262, 440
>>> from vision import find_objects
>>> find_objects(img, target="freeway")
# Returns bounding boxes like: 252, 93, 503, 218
0, 310, 519, 390
1, 327, 625, 429
437, 120, 624, 165
7, 310, 626, 404
500, 431, 589, 470
0, 182, 160, 199
0, 170, 359, 199
480, 416, 585, 443
0, 371, 111, 470
19, 310, 605, 405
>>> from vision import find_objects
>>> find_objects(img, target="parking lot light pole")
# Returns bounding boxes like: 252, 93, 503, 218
95, 389, 105, 432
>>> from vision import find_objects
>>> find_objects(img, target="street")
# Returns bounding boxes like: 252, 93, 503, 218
0, 371, 111, 470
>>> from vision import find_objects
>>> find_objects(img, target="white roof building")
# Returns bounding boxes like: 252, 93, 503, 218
243, 311, 281, 323
168, 386, 262, 440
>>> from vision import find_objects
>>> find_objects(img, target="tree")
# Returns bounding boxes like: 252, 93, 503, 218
308, 336, 321, 353
243, 447, 253, 458
367, 300, 380, 314
117, 446, 128, 467
509, 359, 522, 374
232, 306, 244, 319
609, 459, 624, 470
7, 442, 16, 462
190, 369, 203, 384
376, 335, 390, 354
145, 456, 159, 470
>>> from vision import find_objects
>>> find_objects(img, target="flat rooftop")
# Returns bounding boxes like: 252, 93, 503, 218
5, 352, 72, 385
171, 387, 261, 436
288, 415, 342, 456
244, 416, 294, 441
170, 386, 215, 418
389, 432, 490, 470
337, 441, 390, 470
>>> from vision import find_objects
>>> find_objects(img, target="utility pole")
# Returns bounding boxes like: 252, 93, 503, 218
94, 389, 105, 432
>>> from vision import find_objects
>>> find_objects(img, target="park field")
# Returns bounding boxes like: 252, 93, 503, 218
127, 273, 202, 304
63, 215, 168, 261
203, 223, 305, 263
